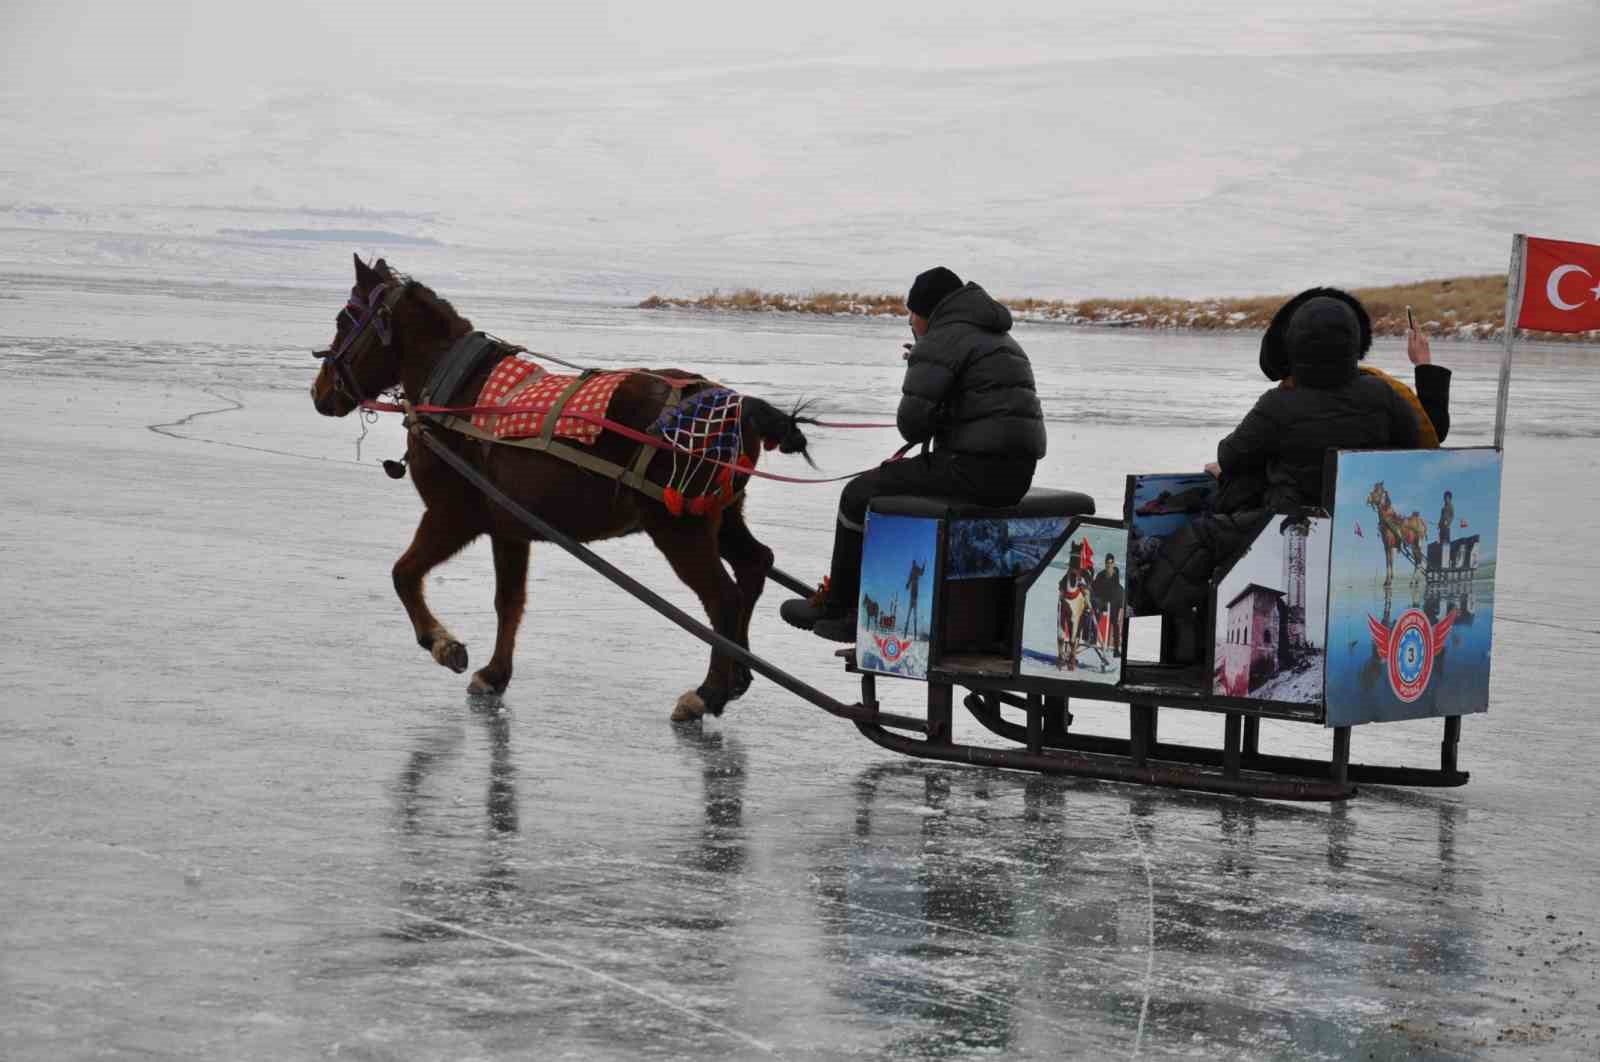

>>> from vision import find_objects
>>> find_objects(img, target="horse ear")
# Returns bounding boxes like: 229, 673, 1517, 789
374, 257, 391, 279
353, 253, 376, 285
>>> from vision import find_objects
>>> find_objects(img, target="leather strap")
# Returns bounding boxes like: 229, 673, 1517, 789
433, 413, 667, 503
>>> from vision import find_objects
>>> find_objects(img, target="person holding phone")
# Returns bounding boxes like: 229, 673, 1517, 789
1143, 290, 1427, 660
1258, 287, 1450, 444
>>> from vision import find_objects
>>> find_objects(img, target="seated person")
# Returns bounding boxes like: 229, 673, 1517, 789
781, 266, 1047, 642
1143, 291, 1423, 658
1258, 286, 1451, 443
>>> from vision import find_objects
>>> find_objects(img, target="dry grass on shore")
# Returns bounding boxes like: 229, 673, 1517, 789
640, 275, 1584, 340
638, 289, 905, 316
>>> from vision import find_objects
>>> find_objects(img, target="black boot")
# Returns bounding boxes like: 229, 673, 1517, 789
778, 522, 862, 635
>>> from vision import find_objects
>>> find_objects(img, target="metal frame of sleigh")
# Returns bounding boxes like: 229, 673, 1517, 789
839, 437, 1503, 802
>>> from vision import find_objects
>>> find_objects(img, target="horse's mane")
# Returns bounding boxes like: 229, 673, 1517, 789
408, 280, 473, 333
373, 260, 472, 332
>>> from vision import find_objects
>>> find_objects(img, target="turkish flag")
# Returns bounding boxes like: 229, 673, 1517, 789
1518, 236, 1600, 332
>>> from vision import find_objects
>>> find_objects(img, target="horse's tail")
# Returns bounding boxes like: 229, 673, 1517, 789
741, 396, 817, 468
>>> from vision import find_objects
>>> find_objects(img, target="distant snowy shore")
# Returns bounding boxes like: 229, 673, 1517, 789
640, 277, 1597, 343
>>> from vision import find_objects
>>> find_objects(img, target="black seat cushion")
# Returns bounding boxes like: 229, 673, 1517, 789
870, 488, 1095, 521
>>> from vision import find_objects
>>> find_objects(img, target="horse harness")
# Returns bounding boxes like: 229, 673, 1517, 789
413, 331, 695, 505
317, 280, 408, 405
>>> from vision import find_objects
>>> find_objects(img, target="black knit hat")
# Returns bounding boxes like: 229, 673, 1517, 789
1259, 287, 1372, 381
1282, 296, 1363, 388
907, 266, 963, 317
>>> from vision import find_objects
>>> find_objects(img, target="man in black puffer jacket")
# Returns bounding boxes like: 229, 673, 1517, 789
1142, 292, 1420, 657
781, 266, 1047, 642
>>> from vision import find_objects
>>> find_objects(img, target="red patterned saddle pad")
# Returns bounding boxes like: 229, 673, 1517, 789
471, 354, 630, 445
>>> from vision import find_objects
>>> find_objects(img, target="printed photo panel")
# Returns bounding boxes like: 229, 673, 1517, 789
1125, 473, 1218, 616
1211, 513, 1332, 706
1324, 448, 1502, 726
856, 512, 940, 681
1018, 519, 1129, 685
945, 517, 1072, 581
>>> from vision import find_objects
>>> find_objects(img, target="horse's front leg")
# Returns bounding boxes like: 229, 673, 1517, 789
468, 534, 531, 696
393, 508, 480, 674
647, 516, 743, 721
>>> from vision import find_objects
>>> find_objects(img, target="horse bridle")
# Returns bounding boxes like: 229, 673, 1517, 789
316, 279, 408, 404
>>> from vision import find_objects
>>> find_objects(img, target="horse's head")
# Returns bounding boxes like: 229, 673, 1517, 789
1366, 481, 1388, 511
310, 254, 470, 417
740, 397, 816, 467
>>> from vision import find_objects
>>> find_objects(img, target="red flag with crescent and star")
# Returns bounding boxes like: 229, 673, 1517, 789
1517, 236, 1600, 333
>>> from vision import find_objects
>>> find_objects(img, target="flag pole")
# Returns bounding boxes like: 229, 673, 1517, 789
1495, 234, 1526, 450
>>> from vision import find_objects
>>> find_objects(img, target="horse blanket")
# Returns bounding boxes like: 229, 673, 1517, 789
471, 354, 630, 445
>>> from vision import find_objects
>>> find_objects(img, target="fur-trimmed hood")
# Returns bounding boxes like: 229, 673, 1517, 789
1258, 287, 1373, 388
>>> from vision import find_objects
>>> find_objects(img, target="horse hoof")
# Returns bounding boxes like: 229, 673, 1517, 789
671, 690, 707, 722
431, 639, 469, 674
695, 683, 730, 718
468, 669, 507, 695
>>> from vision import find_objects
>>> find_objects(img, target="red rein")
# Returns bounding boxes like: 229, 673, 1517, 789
361, 398, 905, 487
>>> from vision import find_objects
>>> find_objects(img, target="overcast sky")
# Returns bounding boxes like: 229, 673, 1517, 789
6, 0, 1503, 94
4, 1, 990, 91
5, 0, 1594, 297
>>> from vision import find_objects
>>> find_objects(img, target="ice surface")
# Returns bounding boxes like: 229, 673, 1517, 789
1, 289, 1597, 1059
3, 2, 1600, 1051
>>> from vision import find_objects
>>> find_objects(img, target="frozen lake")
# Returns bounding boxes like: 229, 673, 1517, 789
3, 273, 1598, 1059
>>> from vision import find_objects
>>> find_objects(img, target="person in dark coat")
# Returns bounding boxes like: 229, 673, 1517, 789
1142, 292, 1422, 659
1092, 553, 1124, 658
781, 266, 1047, 642
1258, 286, 1452, 443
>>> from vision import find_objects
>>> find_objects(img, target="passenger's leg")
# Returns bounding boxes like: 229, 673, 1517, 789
781, 454, 954, 633
829, 453, 959, 608
946, 454, 1038, 508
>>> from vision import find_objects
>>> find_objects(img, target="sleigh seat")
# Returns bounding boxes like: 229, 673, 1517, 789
859, 489, 1098, 680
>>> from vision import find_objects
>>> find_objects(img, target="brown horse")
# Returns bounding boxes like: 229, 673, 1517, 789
310, 255, 811, 720
1365, 481, 1429, 588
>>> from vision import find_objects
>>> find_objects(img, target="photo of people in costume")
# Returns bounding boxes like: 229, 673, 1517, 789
1019, 522, 1128, 684
1125, 473, 1218, 615
1324, 448, 1502, 725
854, 513, 938, 680
1211, 514, 1332, 704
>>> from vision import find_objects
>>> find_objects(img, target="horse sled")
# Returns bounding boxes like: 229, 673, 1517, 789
312, 255, 1512, 802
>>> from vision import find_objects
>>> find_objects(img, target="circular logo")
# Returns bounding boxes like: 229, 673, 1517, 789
1387, 609, 1434, 703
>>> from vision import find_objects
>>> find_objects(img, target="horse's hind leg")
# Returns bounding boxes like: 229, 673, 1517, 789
717, 501, 773, 700
647, 516, 743, 721
394, 508, 479, 674
468, 534, 530, 696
